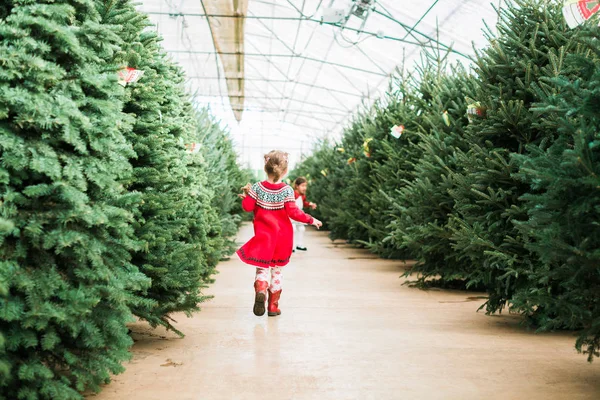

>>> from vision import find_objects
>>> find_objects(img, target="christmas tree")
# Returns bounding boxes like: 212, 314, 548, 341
0, 1, 151, 397
193, 108, 251, 255
385, 61, 478, 283
98, 0, 224, 335
352, 67, 426, 258
292, 0, 600, 362
292, 64, 426, 258
446, 0, 581, 312
0, 1, 249, 397
293, 49, 475, 260
289, 140, 342, 228
291, 125, 364, 242
180, 104, 225, 285
512, 25, 600, 360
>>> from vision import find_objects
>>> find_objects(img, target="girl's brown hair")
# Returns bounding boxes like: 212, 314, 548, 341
264, 150, 289, 181
293, 176, 307, 190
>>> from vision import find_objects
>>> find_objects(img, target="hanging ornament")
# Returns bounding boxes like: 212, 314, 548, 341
563, 0, 600, 28
466, 97, 487, 123
362, 137, 373, 157
185, 143, 201, 154
336, 147, 345, 153
347, 157, 357, 165
442, 111, 451, 127
320, 169, 328, 177
118, 67, 145, 86
390, 125, 404, 139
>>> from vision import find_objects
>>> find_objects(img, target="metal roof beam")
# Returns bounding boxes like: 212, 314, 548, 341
197, 0, 226, 107
185, 72, 363, 98
284, 113, 338, 123
189, 82, 349, 111
144, 11, 467, 57
287, 32, 337, 125
189, 76, 288, 82
145, 11, 305, 20
277, 0, 319, 128
372, 9, 467, 57
170, 49, 387, 77
239, 145, 315, 151
241, 62, 342, 131
399, 0, 441, 41
194, 95, 287, 100
245, 61, 289, 98
197, 90, 352, 115
191, 98, 346, 117
241, 42, 347, 131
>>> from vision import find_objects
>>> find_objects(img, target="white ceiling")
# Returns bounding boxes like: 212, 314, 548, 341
138, 0, 503, 171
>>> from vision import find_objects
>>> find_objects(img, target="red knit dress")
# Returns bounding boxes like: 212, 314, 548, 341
237, 181, 314, 268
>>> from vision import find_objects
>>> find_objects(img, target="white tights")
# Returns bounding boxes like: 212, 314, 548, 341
255, 267, 283, 291
293, 224, 305, 248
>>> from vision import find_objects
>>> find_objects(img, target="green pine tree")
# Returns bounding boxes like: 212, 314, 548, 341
512, 25, 600, 361
0, 1, 151, 398
353, 69, 425, 258
385, 62, 478, 284
289, 140, 342, 229
292, 133, 363, 242
181, 104, 224, 285
293, 50, 466, 260
293, 0, 600, 363
194, 108, 251, 254
98, 0, 222, 335
446, 0, 581, 312
293, 66, 425, 258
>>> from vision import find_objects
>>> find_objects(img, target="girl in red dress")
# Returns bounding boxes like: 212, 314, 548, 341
237, 150, 322, 317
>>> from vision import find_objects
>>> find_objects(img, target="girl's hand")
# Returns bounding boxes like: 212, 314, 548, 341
310, 202, 317, 210
239, 183, 252, 199
241, 183, 252, 194
312, 218, 323, 229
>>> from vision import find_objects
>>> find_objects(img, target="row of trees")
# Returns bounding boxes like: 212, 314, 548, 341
0, 0, 249, 398
293, 0, 600, 362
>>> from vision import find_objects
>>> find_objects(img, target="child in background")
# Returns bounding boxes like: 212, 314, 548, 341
292, 177, 317, 252
237, 150, 322, 317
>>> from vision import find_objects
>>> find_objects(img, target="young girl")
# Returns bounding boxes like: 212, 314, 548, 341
292, 177, 317, 252
237, 150, 322, 317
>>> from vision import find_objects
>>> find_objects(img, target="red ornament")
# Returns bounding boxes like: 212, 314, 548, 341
390, 125, 404, 139
117, 67, 145, 86
563, 0, 600, 28
185, 143, 201, 153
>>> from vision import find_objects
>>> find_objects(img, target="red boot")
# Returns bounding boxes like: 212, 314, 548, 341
253, 280, 268, 316
268, 289, 282, 317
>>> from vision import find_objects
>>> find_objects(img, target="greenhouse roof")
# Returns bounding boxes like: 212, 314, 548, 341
139, 0, 504, 171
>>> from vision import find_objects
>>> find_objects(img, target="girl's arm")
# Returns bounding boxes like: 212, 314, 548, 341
285, 187, 321, 227
284, 200, 314, 224
301, 194, 317, 209
240, 183, 257, 212
302, 195, 311, 209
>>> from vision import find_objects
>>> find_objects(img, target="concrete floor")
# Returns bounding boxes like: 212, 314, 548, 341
92, 224, 600, 400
